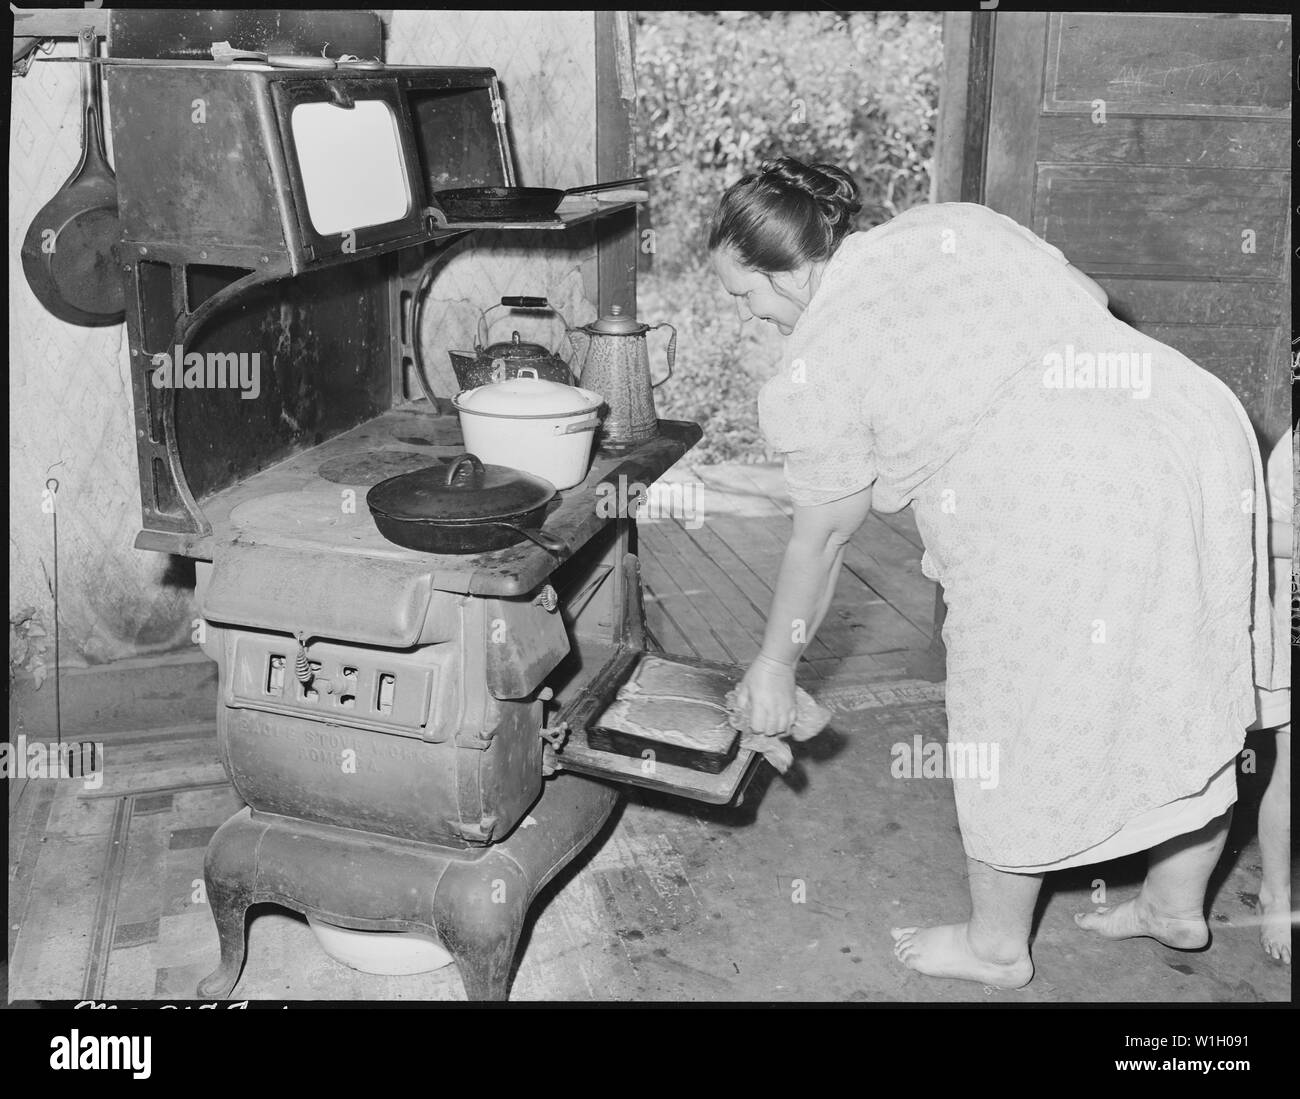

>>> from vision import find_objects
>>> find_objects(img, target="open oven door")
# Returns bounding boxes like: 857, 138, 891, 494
550, 647, 763, 806
538, 539, 767, 805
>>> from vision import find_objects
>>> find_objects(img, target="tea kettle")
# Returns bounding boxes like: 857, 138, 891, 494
447, 296, 574, 390
568, 305, 676, 449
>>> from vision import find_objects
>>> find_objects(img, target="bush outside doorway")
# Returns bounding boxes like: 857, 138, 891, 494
636, 11, 942, 463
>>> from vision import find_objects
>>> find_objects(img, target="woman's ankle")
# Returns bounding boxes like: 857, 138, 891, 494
965, 922, 1029, 965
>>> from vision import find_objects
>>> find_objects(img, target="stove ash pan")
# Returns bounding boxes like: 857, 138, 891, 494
213, 629, 545, 848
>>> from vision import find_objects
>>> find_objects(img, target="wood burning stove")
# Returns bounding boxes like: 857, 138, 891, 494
104, 11, 764, 1000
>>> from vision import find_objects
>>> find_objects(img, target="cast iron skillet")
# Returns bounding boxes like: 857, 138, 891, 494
367, 454, 566, 557
434, 176, 646, 223
20, 29, 124, 327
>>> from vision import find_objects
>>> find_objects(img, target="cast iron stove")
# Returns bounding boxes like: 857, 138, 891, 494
96, 10, 762, 1000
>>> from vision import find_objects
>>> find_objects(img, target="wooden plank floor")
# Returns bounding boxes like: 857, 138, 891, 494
637, 461, 934, 677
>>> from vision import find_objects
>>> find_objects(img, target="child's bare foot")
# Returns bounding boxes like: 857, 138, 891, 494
1073, 894, 1208, 949
1258, 884, 1292, 965
890, 923, 1033, 988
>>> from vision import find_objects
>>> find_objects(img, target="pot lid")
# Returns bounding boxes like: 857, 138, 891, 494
481, 331, 554, 360
454, 374, 603, 417
366, 454, 554, 523
585, 303, 648, 335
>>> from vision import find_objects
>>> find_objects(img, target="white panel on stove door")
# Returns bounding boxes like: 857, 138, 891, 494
290, 100, 412, 235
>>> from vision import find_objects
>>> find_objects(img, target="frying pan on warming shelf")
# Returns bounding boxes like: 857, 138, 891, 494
433, 177, 646, 223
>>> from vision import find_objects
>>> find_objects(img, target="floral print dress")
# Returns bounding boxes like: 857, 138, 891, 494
759, 202, 1272, 868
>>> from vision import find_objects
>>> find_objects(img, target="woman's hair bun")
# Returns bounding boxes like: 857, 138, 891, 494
757, 157, 862, 235
708, 155, 862, 271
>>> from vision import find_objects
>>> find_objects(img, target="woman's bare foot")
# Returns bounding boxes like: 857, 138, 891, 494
1257, 884, 1292, 965
1073, 894, 1208, 949
890, 924, 1033, 988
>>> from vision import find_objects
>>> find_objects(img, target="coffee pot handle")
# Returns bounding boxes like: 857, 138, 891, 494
648, 323, 676, 388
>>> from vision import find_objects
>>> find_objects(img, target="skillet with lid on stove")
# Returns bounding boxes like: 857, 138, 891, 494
366, 453, 565, 557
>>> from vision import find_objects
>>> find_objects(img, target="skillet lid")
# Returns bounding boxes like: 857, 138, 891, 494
366, 453, 554, 523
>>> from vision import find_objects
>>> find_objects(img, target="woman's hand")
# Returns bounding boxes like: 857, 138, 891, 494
735, 653, 798, 735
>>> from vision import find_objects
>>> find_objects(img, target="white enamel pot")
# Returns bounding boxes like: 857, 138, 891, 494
452, 368, 604, 490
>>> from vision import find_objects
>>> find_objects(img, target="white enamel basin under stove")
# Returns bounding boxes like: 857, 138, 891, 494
306, 915, 455, 976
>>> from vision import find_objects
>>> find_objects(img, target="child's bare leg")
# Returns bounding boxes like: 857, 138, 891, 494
1258, 726, 1291, 964
892, 857, 1039, 988
1075, 809, 1230, 948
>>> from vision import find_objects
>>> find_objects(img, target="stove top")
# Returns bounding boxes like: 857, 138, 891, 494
198, 407, 701, 598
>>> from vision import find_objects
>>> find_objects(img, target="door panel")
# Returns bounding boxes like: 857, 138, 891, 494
982, 11, 1291, 445
1036, 165, 1288, 280
1043, 12, 1291, 117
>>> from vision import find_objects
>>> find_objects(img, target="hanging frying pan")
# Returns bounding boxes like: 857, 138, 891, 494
433, 176, 646, 223
21, 29, 125, 327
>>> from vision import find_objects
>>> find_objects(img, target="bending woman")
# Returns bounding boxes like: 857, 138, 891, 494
713, 157, 1272, 988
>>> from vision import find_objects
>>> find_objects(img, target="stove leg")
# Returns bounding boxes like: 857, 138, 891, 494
196, 810, 258, 999
434, 862, 529, 1001
196, 889, 250, 999
445, 936, 518, 1002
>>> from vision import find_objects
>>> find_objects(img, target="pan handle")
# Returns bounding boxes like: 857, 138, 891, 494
487, 522, 567, 559
555, 416, 600, 436
562, 177, 647, 198
71, 29, 98, 178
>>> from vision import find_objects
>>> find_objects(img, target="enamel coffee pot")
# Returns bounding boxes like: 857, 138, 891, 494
568, 305, 676, 448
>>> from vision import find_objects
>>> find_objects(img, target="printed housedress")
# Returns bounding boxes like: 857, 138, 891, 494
759, 202, 1271, 868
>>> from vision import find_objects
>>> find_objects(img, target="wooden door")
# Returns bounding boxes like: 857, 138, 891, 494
970, 10, 1291, 445
923, 11, 1292, 669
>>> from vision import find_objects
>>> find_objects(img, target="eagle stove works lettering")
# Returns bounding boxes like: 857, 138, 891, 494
49, 1030, 151, 1079
150, 344, 261, 399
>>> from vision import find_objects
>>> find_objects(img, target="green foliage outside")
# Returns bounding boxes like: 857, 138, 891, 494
635, 11, 943, 463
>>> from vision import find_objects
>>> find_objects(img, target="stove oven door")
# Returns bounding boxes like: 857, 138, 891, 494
539, 527, 765, 806
551, 648, 763, 805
